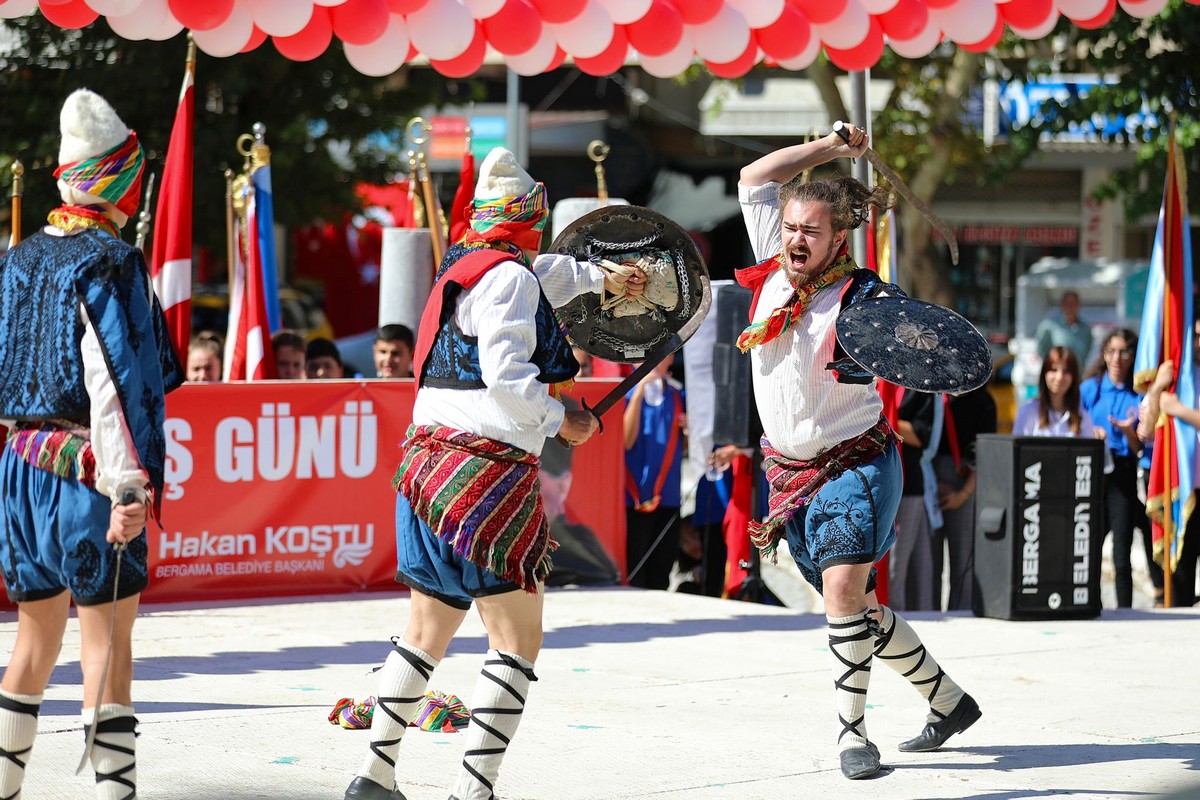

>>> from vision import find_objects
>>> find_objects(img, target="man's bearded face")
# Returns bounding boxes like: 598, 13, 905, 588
779, 199, 846, 286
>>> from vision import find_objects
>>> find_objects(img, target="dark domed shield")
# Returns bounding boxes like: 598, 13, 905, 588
836, 296, 993, 393
550, 205, 711, 363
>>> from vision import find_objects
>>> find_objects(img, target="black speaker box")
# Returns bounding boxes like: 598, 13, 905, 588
711, 285, 759, 448
973, 434, 1104, 620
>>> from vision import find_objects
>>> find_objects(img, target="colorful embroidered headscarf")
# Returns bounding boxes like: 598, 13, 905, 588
54, 132, 146, 219
462, 182, 549, 254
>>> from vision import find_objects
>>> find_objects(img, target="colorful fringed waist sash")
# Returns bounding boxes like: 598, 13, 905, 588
393, 424, 555, 592
750, 417, 896, 562
5, 420, 97, 488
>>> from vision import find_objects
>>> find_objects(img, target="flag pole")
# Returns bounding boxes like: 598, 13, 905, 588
134, 171, 157, 253
225, 168, 236, 299
8, 160, 22, 249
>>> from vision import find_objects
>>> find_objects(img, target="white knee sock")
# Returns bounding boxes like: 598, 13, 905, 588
450, 650, 536, 800
0, 689, 42, 800
871, 605, 964, 722
85, 704, 136, 800
827, 613, 873, 752
357, 639, 439, 790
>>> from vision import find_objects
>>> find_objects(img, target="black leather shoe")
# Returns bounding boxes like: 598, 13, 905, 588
345, 776, 407, 800
898, 694, 982, 752
839, 742, 882, 779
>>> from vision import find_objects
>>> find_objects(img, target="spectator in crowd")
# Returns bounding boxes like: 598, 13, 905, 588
1081, 328, 1147, 608
934, 385, 997, 611
623, 353, 686, 590
186, 331, 223, 383
1013, 346, 1092, 437
373, 324, 414, 378
1036, 290, 1093, 364
305, 338, 344, 379
1139, 359, 1199, 607
892, 390, 941, 611
272, 330, 306, 380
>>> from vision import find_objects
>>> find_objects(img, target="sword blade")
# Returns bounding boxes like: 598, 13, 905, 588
861, 149, 960, 266
831, 121, 960, 266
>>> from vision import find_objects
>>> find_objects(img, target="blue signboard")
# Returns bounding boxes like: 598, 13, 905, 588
997, 75, 1158, 142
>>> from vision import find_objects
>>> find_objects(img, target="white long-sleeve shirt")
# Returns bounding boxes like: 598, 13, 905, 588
411, 253, 605, 455
739, 181, 882, 461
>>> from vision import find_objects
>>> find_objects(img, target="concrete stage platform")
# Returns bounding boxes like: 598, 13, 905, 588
5, 586, 1199, 800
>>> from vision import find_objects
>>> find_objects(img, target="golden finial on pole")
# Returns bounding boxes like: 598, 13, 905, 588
588, 140, 610, 206
9, 160, 24, 249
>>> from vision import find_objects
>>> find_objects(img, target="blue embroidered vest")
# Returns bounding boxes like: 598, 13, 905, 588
421, 243, 578, 390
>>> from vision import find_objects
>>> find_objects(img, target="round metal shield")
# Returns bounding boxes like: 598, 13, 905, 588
836, 296, 993, 393
549, 205, 711, 363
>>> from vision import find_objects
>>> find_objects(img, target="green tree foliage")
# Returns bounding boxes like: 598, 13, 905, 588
0, 14, 449, 256
1005, 0, 1199, 219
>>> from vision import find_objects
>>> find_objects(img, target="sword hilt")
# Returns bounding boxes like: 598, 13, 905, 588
553, 399, 603, 450
832, 121, 856, 164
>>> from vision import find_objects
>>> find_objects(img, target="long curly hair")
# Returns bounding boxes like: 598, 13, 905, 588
778, 176, 894, 232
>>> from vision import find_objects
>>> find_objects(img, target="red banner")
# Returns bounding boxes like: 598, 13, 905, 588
144, 380, 626, 603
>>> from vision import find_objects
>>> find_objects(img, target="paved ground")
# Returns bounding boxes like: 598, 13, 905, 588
5, 581, 1199, 800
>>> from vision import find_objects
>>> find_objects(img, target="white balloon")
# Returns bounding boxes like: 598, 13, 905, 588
344, 12, 410, 75
775, 32, 820, 70
859, 0, 900, 13
1007, 10, 1058, 38
549, 0, 614, 58
595, 0, 651, 24
1119, 0, 1167, 17
107, 0, 168, 39
148, 11, 185, 40
638, 35, 694, 78
727, 0, 784, 28
0, 0, 37, 19
1057, 0, 1108, 18
930, 0, 995, 44
887, 20, 942, 57
86, 0, 144, 16
506, 26, 559, 75
192, 1, 254, 57
689, 5, 749, 63
246, 0, 312, 37
408, 0, 474, 60
463, 0, 504, 18
811, 0, 869, 49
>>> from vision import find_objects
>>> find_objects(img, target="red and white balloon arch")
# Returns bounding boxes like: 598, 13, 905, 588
0, 0, 1193, 78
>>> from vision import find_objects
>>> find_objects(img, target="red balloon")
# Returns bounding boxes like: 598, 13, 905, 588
274, 7, 333, 60
788, 0, 847, 27
332, 0, 390, 45
431, 21, 487, 77
878, 0, 928, 40
960, 16, 1004, 50
241, 25, 268, 52
705, 42, 759, 78
546, 45, 567, 70
1074, 0, 1116, 27
1000, 0, 1054, 28
925, 0, 956, 9
826, 17, 883, 71
754, 4, 810, 61
167, 0, 234, 31
39, 0, 74, 6
676, 0, 721, 24
484, 0, 542, 55
388, 0, 428, 11
530, 0, 586, 24
39, 0, 98, 28
575, 25, 629, 75
626, 0, 683, 57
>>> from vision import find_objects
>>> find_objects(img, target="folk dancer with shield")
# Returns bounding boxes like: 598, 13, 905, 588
735, 123, 981, 780
344, 147, 649, 800
0, 89, 183, 799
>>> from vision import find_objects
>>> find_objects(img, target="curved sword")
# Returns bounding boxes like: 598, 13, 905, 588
833, 121, 960, 266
